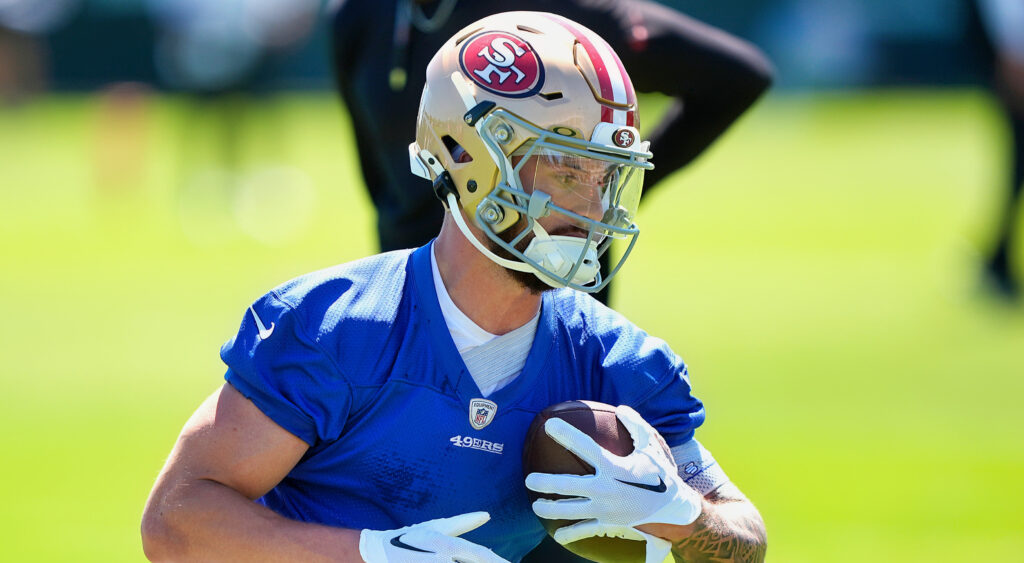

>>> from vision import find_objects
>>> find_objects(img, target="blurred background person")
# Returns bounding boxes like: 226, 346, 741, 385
973, 0, 1024, 298
146, 0, 320, 247
0, 24, 46, 104
91, 81, 152, 195
329, 0, 773, 305
0, 0, 79, 104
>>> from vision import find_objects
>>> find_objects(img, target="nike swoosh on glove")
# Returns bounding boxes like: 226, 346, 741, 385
359, 512, 510, 563
524, 405, 702, 563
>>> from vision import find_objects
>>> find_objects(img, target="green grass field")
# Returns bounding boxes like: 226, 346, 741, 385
1, 90, 1022, 561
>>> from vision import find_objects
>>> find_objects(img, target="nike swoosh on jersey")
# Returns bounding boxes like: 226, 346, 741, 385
614, 476, 667, 493
249, 306, 275, 340
390, 533, 434, 553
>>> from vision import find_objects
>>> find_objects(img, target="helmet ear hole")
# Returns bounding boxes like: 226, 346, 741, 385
442, 135, 474, 163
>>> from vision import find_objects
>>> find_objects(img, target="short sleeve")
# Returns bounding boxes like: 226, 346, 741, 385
570, 292, 706, 448
629, 359, 706, 448
220, 292, 352, 447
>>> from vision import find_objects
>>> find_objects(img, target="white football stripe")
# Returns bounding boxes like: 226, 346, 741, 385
590, 35, 628, 124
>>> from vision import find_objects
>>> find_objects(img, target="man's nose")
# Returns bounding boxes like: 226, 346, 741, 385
568, 183, 605, 223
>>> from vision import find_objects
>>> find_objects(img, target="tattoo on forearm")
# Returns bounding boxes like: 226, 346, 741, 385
671, 485, 767, 563
672, 517, 766, 562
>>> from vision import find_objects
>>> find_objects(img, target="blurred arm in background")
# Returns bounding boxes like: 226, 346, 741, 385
574, 0, 774, 193
976, 0, 1024, 298
978, 0, 1024, 108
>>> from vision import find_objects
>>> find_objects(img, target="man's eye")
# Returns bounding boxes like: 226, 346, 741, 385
556, 174, 579, 187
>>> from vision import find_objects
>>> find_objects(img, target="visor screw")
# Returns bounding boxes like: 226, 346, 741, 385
464, 115, 473, 124
467, 180, 477, 193
493, 124, 513, 144
481, 203, 504, 224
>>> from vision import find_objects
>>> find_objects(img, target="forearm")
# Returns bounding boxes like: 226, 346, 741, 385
142, 477, 361, 562
626, 9, 773, 191
637, 483, 766, 563
643, 91, 761, 188
669, 496, 766, 563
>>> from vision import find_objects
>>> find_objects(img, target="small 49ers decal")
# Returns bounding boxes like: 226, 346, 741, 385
460, 31, 544, 98
612, 128, 636, 148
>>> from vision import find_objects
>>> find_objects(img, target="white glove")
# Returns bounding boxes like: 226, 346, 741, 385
358, 511, 510, 563
524, 405, 702, 563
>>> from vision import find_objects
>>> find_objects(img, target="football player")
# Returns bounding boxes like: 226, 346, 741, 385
330, 0, 773, 305
142, 12, 766, 563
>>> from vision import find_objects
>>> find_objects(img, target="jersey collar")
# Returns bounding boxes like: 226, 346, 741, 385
410, 242, 555, 412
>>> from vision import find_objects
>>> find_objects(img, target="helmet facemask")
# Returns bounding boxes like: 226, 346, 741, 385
467, 108, 649, 292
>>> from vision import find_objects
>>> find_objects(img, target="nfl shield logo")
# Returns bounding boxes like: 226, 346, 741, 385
469, 399, 498, 430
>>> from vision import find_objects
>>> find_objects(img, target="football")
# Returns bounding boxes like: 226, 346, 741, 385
522, 400, 672, 563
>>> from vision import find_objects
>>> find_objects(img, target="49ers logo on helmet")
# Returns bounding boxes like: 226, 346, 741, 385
459, 32, 544, 98
612, 128, 636, 148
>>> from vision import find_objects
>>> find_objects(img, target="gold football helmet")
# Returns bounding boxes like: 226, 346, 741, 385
410, 11, 652, 292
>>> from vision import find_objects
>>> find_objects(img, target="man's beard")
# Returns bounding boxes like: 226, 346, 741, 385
486, 219, 553, 295
485, 216, 605, 294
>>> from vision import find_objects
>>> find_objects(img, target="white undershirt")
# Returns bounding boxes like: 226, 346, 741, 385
431, 246, 499, 352
431, 245, 539, 396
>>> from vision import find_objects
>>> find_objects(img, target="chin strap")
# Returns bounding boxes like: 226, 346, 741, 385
415, 139, 534, 275
446, 192, 535, 273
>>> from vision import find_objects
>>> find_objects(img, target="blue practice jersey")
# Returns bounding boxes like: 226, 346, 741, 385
221, 243, 705, 562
